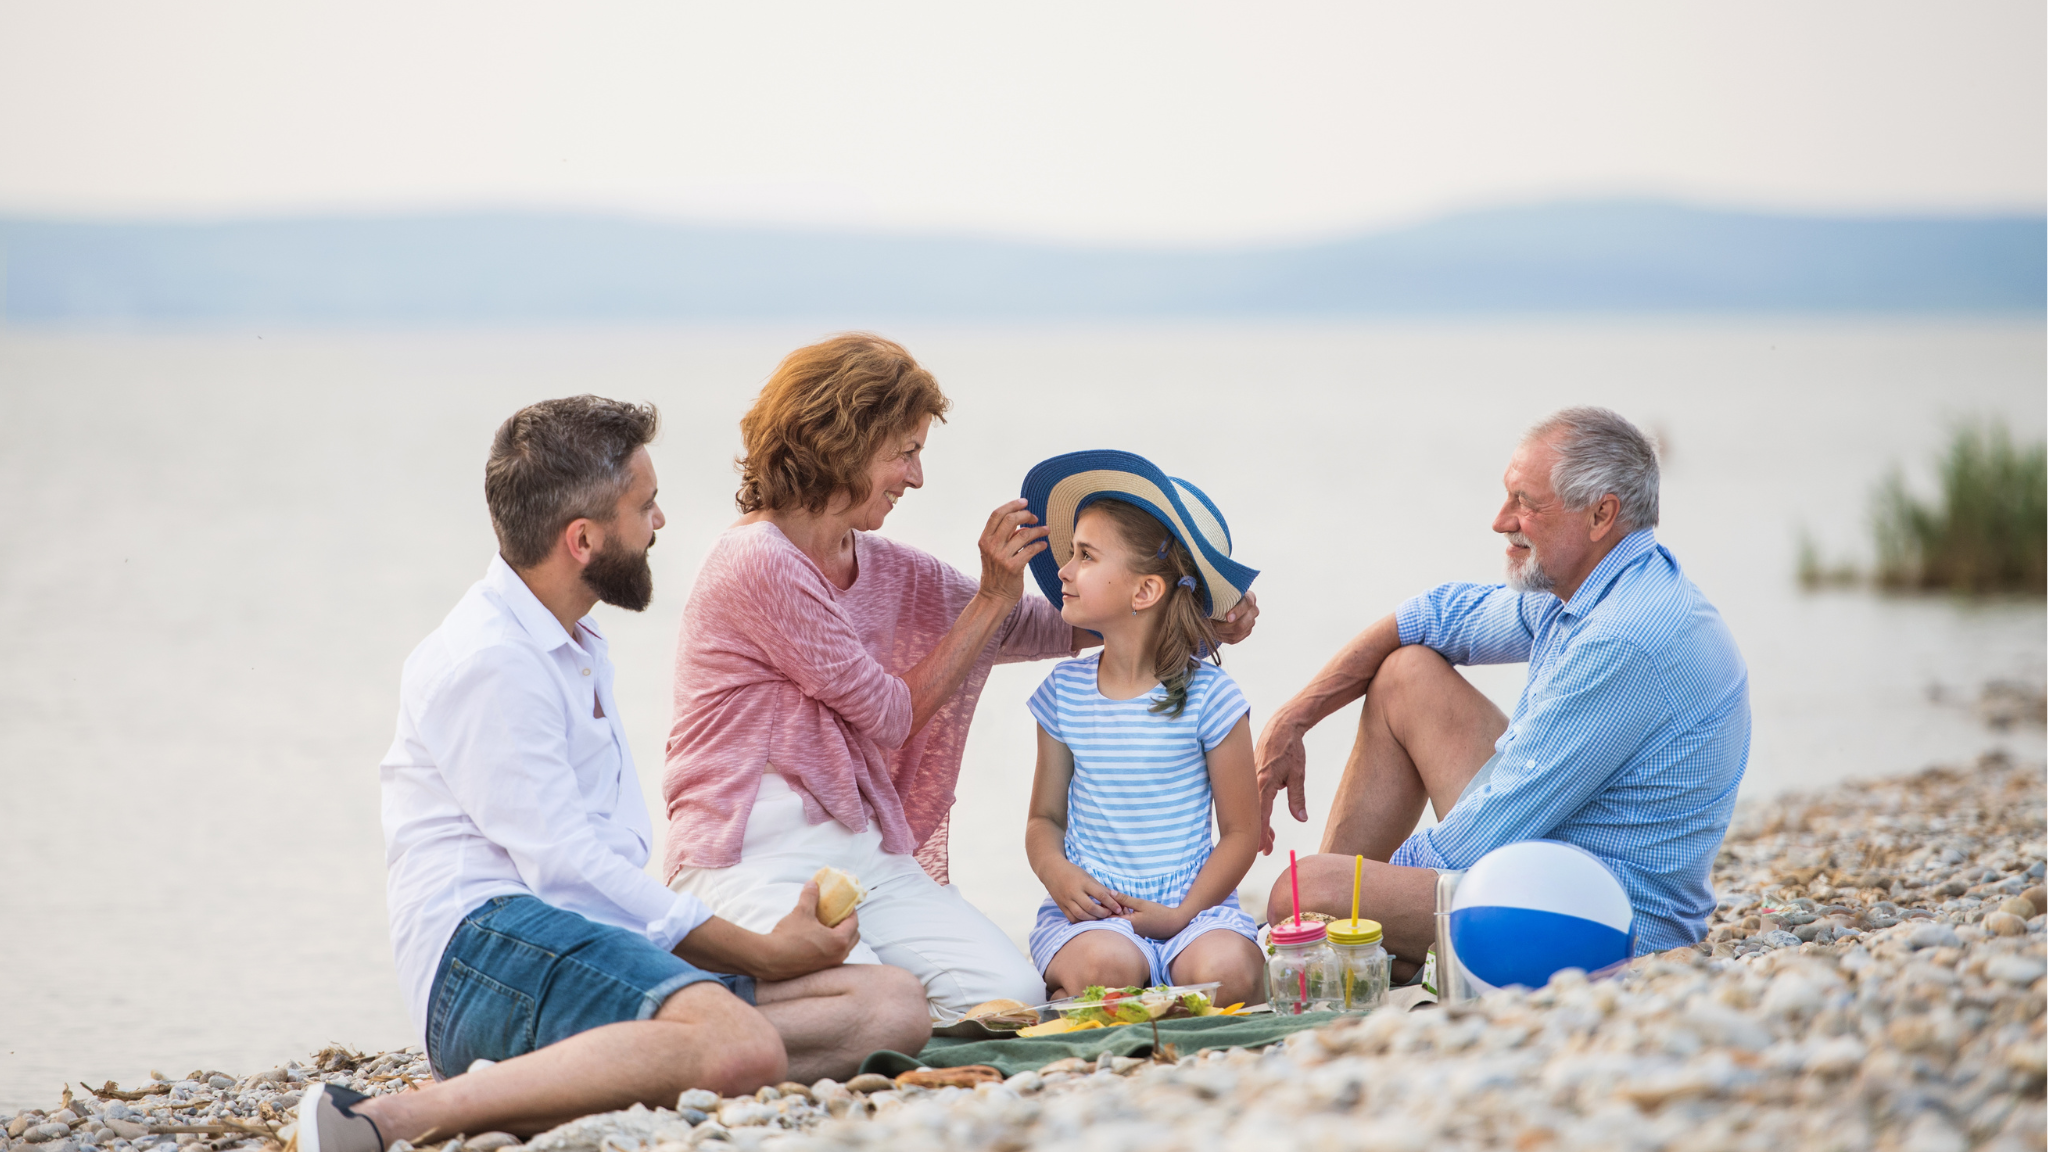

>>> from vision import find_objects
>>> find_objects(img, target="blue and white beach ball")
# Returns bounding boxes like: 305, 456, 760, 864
1448, 840, 1634, 993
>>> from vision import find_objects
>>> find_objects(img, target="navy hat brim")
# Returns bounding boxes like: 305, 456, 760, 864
1020, 449, 1258, 620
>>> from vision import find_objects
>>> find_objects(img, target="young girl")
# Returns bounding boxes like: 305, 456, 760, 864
1019, 450, 1267, 1008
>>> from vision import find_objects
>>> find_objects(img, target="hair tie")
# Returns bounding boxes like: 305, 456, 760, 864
1178, 576, 1198, 592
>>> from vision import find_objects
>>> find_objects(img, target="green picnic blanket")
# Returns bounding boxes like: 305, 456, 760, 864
862, 1012, 1346, 1078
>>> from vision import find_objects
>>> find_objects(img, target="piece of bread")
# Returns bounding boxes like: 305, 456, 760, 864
965, 998, 1030, 1019
812, 866, 866, 927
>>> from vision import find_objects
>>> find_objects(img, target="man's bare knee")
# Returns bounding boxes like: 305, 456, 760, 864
1371, 645, 1453, 705
858, 965, 933, 1055
654, 981, 788, 1095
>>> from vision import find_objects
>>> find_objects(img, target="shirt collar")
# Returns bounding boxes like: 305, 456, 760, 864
1559, 527, 1659, 618
483, 553, 601, 653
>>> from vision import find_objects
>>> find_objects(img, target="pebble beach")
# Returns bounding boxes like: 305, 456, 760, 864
8, 752, 2042, 1152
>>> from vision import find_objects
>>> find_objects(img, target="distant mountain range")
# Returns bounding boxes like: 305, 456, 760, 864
1, 200, 2040, 323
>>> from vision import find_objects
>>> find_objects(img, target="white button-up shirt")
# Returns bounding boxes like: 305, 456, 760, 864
380, 555, 711, 1042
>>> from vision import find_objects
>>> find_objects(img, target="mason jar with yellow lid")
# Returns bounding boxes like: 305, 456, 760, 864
1326, 917, 1390, 1012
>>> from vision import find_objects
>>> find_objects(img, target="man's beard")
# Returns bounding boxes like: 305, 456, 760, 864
583, 532, 655, 612
1504, 532, 1556, 593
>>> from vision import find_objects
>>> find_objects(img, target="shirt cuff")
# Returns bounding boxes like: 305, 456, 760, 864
1394, 594, 1431, 648
647, 890, 715, 952
1388, 832, 1443, 870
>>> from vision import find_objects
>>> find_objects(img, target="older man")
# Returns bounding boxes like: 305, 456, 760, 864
1257, 407, 1748, 977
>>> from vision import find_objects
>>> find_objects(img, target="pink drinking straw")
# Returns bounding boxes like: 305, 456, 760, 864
1289, 850, 1307, 1010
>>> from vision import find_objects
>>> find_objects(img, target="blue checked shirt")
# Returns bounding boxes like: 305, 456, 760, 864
1389, 529, 1749, 953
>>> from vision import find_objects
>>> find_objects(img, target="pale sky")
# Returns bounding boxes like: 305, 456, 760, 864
0, 1, 2041, 244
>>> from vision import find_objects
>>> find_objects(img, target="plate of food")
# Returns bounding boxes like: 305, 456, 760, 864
931, 998, 1042, 1039
1014, 982, 1247, 1037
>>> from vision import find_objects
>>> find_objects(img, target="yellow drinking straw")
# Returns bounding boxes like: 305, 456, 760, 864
1343, 854, 1363, 1009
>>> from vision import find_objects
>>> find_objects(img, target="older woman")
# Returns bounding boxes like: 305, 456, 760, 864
663, 334, 1253, 1014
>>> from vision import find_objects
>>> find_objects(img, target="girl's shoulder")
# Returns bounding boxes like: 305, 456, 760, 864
1185, 661, 1249, 713
1186, 660, 1242, 694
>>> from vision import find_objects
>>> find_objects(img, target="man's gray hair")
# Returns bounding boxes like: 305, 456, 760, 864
1527, 407, 1660, 532
486, 395, 660, 568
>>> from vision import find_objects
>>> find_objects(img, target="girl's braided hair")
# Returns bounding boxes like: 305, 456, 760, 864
1085, 498, 1222, 718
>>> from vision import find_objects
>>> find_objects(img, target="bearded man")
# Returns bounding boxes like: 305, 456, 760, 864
1257, 407, 1749, 981
302, 397, 929, 1152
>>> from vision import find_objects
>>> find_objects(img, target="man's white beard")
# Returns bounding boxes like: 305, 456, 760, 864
1505, 533, 1556, 593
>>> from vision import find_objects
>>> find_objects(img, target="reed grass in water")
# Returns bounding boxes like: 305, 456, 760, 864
1872, 422, 2046, 595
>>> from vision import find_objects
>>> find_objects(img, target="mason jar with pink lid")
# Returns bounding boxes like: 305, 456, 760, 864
1265, 917, 1339, 1014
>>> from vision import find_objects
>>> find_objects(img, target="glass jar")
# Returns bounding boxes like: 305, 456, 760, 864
1266, 918, 1339, 1014
1326, 918, 1390, 1012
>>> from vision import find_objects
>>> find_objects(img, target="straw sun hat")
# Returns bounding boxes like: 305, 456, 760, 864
1020, 449, 1258, 620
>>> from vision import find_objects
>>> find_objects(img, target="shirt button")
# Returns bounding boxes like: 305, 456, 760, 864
582, 668, 592, 676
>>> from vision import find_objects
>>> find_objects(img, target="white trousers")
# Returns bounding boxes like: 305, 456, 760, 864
669, 774, 1047, 1016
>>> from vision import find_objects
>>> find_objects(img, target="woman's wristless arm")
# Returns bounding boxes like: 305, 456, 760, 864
900, 499, 1051, 736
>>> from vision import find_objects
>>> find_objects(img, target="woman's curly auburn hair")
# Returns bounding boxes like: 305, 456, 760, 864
735, 334, 951, 514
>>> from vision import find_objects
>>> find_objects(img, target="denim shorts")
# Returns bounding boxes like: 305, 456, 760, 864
426, 896, 756, 1080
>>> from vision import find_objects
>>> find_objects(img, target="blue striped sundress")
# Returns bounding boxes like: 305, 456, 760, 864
1024, 655, 1259, 982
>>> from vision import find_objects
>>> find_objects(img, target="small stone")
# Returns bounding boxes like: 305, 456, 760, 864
750, 1087, 779, 1104
1986, 955, 2048, 985
675, 1090, 718, 1112
714, 1102, 771, 1129
27, 1125, 67, 1144
685, 1123, 728, 1147
48, 1117, 75, 1129
841, 1075, 892, 1094
2001, 895, 2039, 919
465, 1135, 519, 1152
1986, 912, 2030, 936
1899, 1113, 1965, 1152
823, 1097, 858, 1120
1760, 930, 1802, 949
1907, 923, 1963, 950
101, 1125, 144, 1142
1108, 1057, 1144, 1075
675, 1109, 707, 1127
1002, 1071, 1043, 1094
203, 1079, 232, 1093
8, 1119, 33, 1140
770, 1083, 809, 1102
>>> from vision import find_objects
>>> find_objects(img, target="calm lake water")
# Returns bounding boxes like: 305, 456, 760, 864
2, 320, 2043, 1110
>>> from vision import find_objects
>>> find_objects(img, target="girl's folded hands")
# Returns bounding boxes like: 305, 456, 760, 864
1114, 895, 1194, 941
1048, 864, 1127, 923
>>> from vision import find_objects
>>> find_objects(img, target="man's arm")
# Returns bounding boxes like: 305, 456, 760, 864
672, 880, 858, 982
1255, 584, 1539, 852
421, 651, 715, 948
1254, 613, 1403, 852
423, 650, 850, 983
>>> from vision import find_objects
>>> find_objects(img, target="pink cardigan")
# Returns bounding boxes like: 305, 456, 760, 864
662, 522, 1076, 882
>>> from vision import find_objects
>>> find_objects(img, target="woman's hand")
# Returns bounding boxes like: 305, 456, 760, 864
1116, 896, 1193, 942
976, 498, 1050, 604
1048, 863, 1127, 924
1213, 590, 1260, 645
